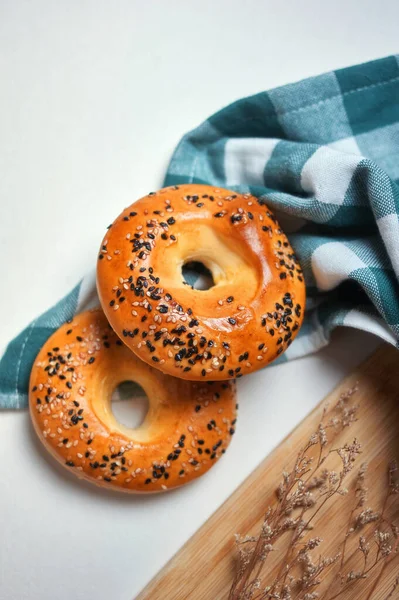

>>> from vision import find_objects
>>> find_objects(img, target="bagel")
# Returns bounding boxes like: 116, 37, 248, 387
29, 309, 237, 493
97, 184, 305, 380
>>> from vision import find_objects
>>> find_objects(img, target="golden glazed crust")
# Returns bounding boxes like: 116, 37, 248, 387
97, 184, 306, 381
29, 309, 237, 493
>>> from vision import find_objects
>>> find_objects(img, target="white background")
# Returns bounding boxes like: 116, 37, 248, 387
0, 1, 397, 599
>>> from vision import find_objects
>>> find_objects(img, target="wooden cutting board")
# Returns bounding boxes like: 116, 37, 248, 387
137, 345, 399, 599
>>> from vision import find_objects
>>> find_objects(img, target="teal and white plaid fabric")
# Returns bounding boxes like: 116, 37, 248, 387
2, 55, 399, 409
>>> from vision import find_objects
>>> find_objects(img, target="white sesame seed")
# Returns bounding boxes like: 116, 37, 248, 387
257, 355, 263, 360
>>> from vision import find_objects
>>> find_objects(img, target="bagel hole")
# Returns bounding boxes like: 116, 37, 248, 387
182, 261, 215, 291
111, 381, 149, 429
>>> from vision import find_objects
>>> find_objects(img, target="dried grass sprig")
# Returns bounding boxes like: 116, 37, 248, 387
229, 387, 399, 600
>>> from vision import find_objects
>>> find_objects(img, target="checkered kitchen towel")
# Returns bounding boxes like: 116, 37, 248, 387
2, 55, 399, 409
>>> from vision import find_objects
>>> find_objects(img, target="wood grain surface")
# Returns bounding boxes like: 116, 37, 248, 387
137, 345, 399, 600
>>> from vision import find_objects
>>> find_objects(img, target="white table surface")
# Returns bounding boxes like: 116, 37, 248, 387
0, 2, 397, 599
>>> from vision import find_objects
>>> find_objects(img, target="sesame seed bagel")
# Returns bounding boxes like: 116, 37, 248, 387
29, 309, 237, 493
97, 184, 305, 381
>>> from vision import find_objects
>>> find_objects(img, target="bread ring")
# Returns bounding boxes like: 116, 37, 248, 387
29, 309, 237, 493
97, 184, 305, 380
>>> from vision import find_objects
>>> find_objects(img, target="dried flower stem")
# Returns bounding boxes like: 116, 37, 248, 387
229, 387, 399, 600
